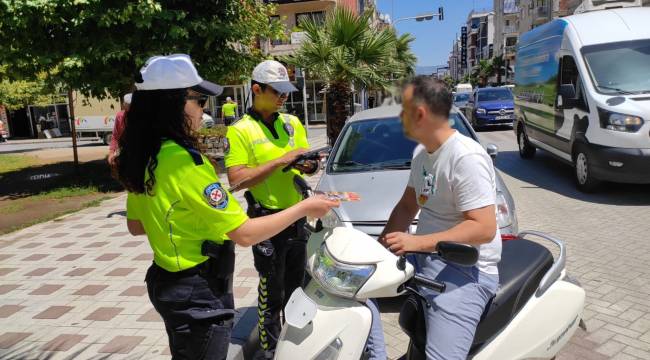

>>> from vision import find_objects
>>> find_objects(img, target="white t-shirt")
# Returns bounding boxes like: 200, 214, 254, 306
408, 131, 502, 274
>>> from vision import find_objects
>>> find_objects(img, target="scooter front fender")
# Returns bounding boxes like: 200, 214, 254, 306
275, 282, 372, 360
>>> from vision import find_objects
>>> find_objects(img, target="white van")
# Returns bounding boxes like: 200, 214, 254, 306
513, 7, 650, 192
455, 83, 473, 94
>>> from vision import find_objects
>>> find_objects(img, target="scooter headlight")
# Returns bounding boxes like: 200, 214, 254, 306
311, 243, 375, 299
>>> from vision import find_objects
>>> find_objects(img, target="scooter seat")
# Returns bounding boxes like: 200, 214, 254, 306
399, 239, 554, 356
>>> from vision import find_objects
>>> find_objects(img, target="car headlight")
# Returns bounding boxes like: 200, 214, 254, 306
476, 108, 486, 115
599, 108, 644, 132
496, 191, 512, 229
310, 243, 375, 299
321, 210, 342, 229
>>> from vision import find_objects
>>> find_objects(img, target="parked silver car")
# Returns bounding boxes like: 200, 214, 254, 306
317, 105, 518, 240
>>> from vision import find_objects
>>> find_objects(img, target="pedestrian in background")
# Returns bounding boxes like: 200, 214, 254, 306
108, 93, 132, 167
221, 97, 237, 126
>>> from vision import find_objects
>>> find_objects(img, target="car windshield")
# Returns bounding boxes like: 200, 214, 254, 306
582, 39, 650, 95
329, 113, 473, 173
454, 93, 470, 102
477, 89, 513, 102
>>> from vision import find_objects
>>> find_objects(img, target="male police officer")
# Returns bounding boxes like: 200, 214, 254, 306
224, 60, 318, 359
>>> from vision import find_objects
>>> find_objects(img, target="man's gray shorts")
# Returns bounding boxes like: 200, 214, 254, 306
414, 254, 499, 360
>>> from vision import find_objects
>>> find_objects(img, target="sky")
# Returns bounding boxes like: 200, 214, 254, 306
375, 0, 494, 67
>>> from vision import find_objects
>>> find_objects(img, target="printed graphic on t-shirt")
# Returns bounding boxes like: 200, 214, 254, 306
418, 166, 435, 206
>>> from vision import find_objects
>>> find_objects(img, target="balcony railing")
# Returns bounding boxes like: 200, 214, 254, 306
503, 25, 518, 34
535, 6, 550, 18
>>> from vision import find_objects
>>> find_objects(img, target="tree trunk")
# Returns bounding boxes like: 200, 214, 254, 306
496, 68, 502, 86
325, 81, 353, 146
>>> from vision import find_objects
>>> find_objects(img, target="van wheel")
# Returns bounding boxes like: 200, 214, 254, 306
573, 147, 601, 193
103, 133, 112, 146
517, 127, 536, 159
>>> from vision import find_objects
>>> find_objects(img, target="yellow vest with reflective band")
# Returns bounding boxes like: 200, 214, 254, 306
126, 140, 248, 272
224, 111, 309, 210
222, 103, 237, 117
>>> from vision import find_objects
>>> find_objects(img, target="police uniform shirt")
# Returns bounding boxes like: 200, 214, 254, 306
127, 140, 248, 272
224, 110, 309, 210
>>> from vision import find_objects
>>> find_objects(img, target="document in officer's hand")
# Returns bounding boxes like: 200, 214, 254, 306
319, 191, 360, 202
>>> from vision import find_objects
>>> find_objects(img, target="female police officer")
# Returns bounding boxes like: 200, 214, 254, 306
115, 54, 338, 360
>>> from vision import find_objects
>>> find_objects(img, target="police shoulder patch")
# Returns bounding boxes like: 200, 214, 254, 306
203, 183, 229, 209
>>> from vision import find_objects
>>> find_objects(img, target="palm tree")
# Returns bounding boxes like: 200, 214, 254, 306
286, 7, 401, 145
491, 55, 506, 85
472, 59, 493, 87
393, 33, 417, 78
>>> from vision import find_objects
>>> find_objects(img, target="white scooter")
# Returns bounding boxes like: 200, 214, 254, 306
274, 176, 586, 360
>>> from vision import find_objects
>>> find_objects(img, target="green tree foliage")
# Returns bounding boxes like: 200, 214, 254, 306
491, 55, 506, 85
472, 59, 493, 87
0, 0, 284, 100
285, 7, 411, 144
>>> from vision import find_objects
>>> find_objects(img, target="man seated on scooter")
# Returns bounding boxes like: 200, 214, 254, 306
379, 76, 501, 360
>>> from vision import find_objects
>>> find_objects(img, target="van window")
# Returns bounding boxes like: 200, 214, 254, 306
559, 56, 588, 111
582, 39, 650, 95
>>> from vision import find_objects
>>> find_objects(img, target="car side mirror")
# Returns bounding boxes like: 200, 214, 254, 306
558, 84, 577, 109
486, 143, 498, 162
436, 242, 479, 267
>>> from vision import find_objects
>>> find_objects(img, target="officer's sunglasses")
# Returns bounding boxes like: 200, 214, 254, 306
265, 86, 289, 99
186, 95, 209, 107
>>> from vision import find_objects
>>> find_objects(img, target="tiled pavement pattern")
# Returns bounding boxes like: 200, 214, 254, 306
2, 127, 650, 359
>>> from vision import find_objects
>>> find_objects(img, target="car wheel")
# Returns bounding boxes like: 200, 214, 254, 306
517, 126, 536, 159
573, 146, 601, 193
103, 132, 112, 146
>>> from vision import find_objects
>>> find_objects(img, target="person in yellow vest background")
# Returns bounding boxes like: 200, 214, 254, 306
221, 97, 238, 126
115, 54, 338, 360
224, 60, 319, 359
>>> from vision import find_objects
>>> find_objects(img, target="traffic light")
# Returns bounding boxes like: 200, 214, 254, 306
439, 7, 444, 21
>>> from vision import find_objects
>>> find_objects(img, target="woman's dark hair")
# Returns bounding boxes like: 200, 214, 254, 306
116, 88, 198, 195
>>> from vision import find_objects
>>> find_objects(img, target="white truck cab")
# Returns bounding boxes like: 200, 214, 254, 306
514, 7, 650, 192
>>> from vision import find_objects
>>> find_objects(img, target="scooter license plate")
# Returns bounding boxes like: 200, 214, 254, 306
284, 288, 318, 329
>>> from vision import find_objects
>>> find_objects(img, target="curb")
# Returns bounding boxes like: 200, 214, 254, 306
227, 306, 258, 360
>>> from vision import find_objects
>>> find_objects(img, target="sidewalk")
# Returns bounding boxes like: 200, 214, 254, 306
2, 132, 403, 359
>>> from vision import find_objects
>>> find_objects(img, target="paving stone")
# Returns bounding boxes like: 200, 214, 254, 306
0, 305, 25, 318
30, 284, 64, 295
52, 242, 75, 249
596, 341, 627, 357
33, 306, 74, 320
105, 268, 136, 276
0, 268, 18, 276
133, 253, 153, 261
0, 254, 14, 261
22, 253, 49, 261
95, 253, 120, 261
83, 241, 107, 248
84, 307, 123, 321
73, 285, 108, 296
120, 286, 147, 297
57, 253, 84, 261
19, 242, 43, 249
0, 332, 32, 349
65, 268, 94, 276
97, 335, 145, 354
41, 334, 87, 351
137, 309, 163, 322
25, 267, 56, 276
0, 284, 20, 295
121, 241, 142, 248
78, 232, 99, 238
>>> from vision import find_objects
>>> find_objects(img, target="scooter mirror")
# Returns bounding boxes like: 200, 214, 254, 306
436, 242, 478, 266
